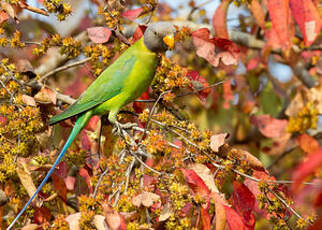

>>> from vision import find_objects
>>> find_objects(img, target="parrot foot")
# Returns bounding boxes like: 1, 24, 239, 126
113, 121, 137, 136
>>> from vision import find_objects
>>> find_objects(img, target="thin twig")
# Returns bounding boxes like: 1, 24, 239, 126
39, 57, 92, 82
270, 189, 302, 219
21, 4, 49, 16
92, 168, 109, 198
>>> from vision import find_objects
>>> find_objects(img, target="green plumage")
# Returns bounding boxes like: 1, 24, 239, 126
49, 37, 157, 125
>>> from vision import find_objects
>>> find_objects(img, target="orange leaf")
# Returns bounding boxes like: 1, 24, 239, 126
267, 0, 292, 49
296, 134, 320, 154
212, 0, 230, 39
0, 10, 9, 25
248, 0, 266, 29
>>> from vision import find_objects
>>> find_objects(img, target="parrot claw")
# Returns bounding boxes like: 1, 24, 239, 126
113, 121, 137, 136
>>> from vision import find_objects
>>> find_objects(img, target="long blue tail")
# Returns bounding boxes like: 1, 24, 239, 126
7, 111, 92, 230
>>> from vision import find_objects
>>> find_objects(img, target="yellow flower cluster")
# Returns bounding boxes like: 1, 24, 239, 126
42, 0, 72, 21
287, 101, 318, 133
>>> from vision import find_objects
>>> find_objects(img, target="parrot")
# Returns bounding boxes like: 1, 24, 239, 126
8, 22, 175, 229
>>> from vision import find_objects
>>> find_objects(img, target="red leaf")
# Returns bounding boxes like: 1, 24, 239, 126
132, 25, 147, 43
181, 168, 210, 200
233, 181, 256, 229
191, 28, 239, 67
201, 207, 211, 230
0, 115, 7, 126
34, 207, 51, 225
244, 170, 276, 219
224, 206, 249, 230
289, 0, 321, 46
296, 134, 320, 154
309, 216, 322, 230
55, 161, 68, 178
267, 0, 292, 49
122, 8, 143, 21
79, 168, 92, 193
133, 89, 149, 113
52, 173, 67, 201
212, 0, 230, 39
250, 115, 288, 138
80, 131, 91, 151
87, 27, 112, 44
186, 70, 210, 103
292, 148, 322, 192
85, 115, 100, 132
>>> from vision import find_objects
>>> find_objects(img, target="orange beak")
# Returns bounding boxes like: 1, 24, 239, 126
163, 34, 175, 50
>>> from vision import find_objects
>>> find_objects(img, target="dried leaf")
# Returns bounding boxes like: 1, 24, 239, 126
122, 8, 143, 21
212, 0, 230, 39
290, 0, 321, 45
21, 224, 39, 230
210, 192, 227, 230
21, 95, 36, 106
93, 215, 108, 230
65, 212, 81, 230
210, 133, 228, 152
34, 86, 57, 104
189, 163, 219, 193
231, 148, 264, 171
103, 203, 126, 230
16, 158, 37, 199
159, 202, 173, 221
0, 2, 15, 20
52, 173, 67, 201
87, 27, 112, 44
132, 191, 160, 207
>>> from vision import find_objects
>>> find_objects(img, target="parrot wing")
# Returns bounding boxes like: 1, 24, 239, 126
49, 54, 138, 125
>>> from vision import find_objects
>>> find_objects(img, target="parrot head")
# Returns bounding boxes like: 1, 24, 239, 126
144, 22, 176, 53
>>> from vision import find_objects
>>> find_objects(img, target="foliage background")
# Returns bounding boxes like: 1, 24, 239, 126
0, 0, 321, 229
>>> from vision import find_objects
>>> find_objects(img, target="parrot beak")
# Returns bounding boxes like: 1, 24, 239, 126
163, 34, 175, 50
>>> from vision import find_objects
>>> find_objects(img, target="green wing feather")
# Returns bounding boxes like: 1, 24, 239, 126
49, 54, 137, 125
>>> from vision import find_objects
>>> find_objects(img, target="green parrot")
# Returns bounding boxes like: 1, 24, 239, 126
8, 22, 175, 229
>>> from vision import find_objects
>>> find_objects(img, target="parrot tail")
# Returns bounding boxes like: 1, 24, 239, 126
7, 111, 93, 230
